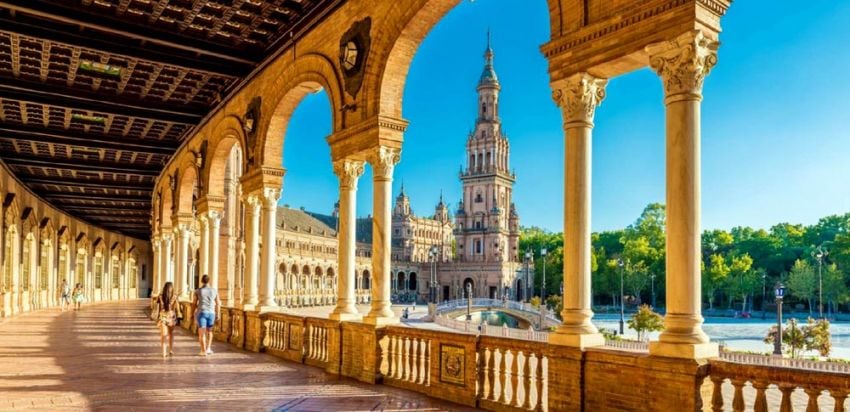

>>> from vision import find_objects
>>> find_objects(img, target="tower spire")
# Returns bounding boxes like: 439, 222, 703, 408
479, 30, 498, 88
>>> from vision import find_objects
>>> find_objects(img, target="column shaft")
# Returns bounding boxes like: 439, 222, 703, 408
648, 30, 719, 359
208, 213, 221, 294
199, 217, 209, 279
176, 226, 191, 299
330, 160, 363, 321
365, 147, 400, 325
259, 189, 279, 309
550, 73, 605, 348
243, 195, 261, 308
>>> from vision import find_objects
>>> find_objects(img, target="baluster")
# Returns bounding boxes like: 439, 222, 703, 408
833, 390, 848, 412
710, 376, 725, 412
804, 387, 821, 412
752, 381, 768, 412
411, 337, 419, 384
498, 349, 507, 404
510, 349, 520, 407
477, 345, 487, 400
485, 347, 496, 401
399, 336, 407, 381
535, 353, 545, 412
320, 327, 326, 361
387, 336, 396, 379
731, 379, 746, 412
522, 351, 532, 409
779, 385, 794, 412
423, 339, 431, 385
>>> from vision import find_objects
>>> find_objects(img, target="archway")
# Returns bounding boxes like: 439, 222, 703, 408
362, 270, 371, 290
396, 271, 406, 291
463, 277, 474, 299
409, 272, 417, 291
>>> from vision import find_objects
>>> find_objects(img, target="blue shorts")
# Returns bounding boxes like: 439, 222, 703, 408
196, 312, 216, 329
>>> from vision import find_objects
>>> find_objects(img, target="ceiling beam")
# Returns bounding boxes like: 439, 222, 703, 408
39, 192, 150, 202
0, 4, 254, 76
0, 125, 177, 155
3, 155, 161, 176
0, 82, 199, 125
23, 177, 152, 192
0, 77, 205, 123
62, 205, 150, 213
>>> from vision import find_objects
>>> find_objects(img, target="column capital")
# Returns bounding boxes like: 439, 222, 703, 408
333, 159, 366, 188
367, 146, 401, 180
261, 187, 281, 208
242, 192, 262, 209
160, 232, 173, 242
551, 72, 607, 126
646, 30, 719, 101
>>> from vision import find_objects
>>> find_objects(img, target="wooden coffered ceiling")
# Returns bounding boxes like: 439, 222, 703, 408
0, 0, 342, 240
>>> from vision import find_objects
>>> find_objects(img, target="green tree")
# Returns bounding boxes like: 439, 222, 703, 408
703, 254, 729, 310
626, 304, 664, 341
805, 318, 832, 357
725, 253, 755, 311
787, 259, 817, 314
822, 263, 848, 315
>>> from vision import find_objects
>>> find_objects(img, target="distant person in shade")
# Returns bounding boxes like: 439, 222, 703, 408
192, 274, 220, 356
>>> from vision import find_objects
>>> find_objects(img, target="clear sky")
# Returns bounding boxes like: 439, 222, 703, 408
280, 0, 850, 233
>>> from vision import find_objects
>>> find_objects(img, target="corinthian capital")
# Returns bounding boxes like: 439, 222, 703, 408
243, 193, 261, 211
552, 73, 607, 125
333, 159, 366, 188
261, 187, 281, 208
647, 30, 719, 99
367, 146, 401, 180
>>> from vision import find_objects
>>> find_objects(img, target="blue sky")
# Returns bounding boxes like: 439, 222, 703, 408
281, 1, 850, 233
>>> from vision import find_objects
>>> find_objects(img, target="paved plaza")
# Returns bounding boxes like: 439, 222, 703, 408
0, 300, 477, 411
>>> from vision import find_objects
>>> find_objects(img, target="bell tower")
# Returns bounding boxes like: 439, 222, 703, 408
455, 33, 520, 263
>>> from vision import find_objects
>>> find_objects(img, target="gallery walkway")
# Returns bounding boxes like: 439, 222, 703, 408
0, 300, 477, 411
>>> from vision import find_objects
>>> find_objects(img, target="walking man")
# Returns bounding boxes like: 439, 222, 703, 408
192, 274, 220, 356
60, 279, 71, 312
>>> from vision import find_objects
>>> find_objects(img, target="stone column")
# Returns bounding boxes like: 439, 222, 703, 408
330, 159, 364, 321
175, 223, 192, 300
161, 232, 173, 285
549, 73, 606, 348
364, 147, 400, 325
647, 30, 719, 359
207, 211, 222, 294
151, 237, 160, 296
198, 216, 209, 280
259, 188, 280, 310
243, 194, 261, 310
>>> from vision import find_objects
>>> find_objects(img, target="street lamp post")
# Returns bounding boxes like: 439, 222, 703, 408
773, 282, 785, 356
813, 246, 827, 319
524, 250, 532, 303
429, 246, 438, 304
540, 248, 548, 302
761, 272, 767, 320
466, 282, 472, 321
650, 273, 656, 309
617, 258, 625, 335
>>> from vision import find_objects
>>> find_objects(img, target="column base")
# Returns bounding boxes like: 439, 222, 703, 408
649, 340, 719, 360
258, 305, 278, 313
549, 331, 605, 349
362, 314, 399, 326
242, 303, 258, 312
329, 312, 362, 321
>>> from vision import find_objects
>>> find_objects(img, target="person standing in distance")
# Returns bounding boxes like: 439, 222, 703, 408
192, 274, 220, 356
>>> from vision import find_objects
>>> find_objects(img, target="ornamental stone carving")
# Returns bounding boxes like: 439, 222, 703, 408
647, 30, 719, 98
367, 146, 401, 180
552, 73, 607, 124
262, 188, 281, 208
333, 159, 365, 188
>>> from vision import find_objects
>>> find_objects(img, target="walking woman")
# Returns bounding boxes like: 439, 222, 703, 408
156, 282, 178, 358
72, 283, 84, 311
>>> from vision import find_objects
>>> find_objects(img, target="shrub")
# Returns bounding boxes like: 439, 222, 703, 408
626, 305, 664, 341
764, 317, 831, 358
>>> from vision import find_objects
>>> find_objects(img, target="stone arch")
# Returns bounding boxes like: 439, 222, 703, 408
463, 277, 474, 298
176, 161, 199, 216
257, 53, 343, 169
368, 0, 557, 118
160, 184, 174, 230
204, 116, 247, 199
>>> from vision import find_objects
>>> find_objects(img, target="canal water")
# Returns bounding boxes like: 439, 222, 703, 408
459, 310, 523, 328
593, 314, 850, 359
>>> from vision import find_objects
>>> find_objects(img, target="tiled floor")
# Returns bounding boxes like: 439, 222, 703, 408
0, 300, 479, 411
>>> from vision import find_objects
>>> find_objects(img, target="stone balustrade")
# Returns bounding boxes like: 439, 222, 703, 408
185, 305, 850, 411
707, 356, 850, 411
